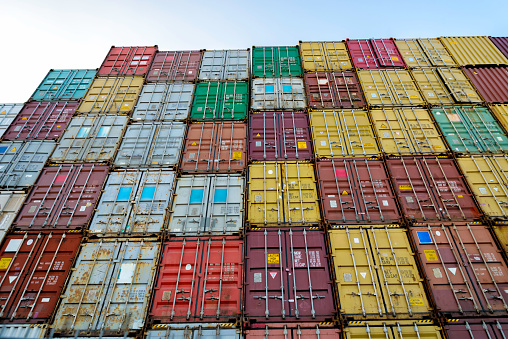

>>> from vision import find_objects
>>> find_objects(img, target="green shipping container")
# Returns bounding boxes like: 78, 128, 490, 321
190, 81, 248, 121
431, 106, 508, 154
252, 46, 302, 77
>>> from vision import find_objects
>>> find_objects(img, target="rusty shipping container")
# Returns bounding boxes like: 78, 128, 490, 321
299, 41, 353, 71
443, 318, 508, 339
249, 112, 313, 161
304, 71, 365, 108
244, 228, 335, 323
344, 320, 444, 339
0, 191, 26, 244
347, 38, 405, 69
410, 68, 455, 105
463, 67, 508, 103
440, 37, 508, 66
490, 37, 508, 59
146, 324, 241, 339
418, 38, 457, 67
180, 122, 246, 173
98, 45, 157, 76
147, 50, 202, 82
245, 322, 340, 338
149, 236, 243, 323
0, 231, 81, 323
0, 104, 23, 139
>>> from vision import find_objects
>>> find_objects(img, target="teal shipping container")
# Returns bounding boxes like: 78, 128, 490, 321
190, 81, 248, 120
30, 69, 97, 101
252, 46, 302, 77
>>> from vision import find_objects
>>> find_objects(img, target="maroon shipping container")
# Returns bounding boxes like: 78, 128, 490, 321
245, 323, 340, 338
304, 71, 365, 108
490, 37, 508, 59
316, 159, 401, 224
147, 51, 202, 82
180, 122, 246, 173
244, 228, 335, 323
98, 46, 158, 76
346, 39, 405, 69
0, 231, 81, 323
149, 236, 243, 323
371, 39, 406, 68
249, 112, 313, 161
386, 157, 480, 223
13, 164, 109, 230
463, 67, 508, 103
411, 224, 508, 317
2, 101, 76, 141
444, 318, 508, 339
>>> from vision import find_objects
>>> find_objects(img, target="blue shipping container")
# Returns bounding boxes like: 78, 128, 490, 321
30, 69, 97, 101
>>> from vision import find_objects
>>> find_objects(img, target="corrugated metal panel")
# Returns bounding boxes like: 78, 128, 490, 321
417, 38, 457, 67
394, 39, 433, 67
168, 174, 243, 235
89, 169, 175, 236
0, 191, 26, 245
490, 37, 508, 58
147, 324, 241, 339
358, 70, 424, 106
346, 39, 379, 69
371, 107, 448, 155
440, 36, 508, 66
0, 324, 47, 338
345, 321, 444, 339
0, 104, 23, 139
431, 106, 508, 154
347, 39, 405, 69
245, 323, 340, 339
330, 225, 431, 319
370, 39, 406, 68
304, 71, 365, 108
490, 104, 508, 132
443, 318, 508, 339
77, 76, 144, 114
30, 69, 96, 101
463, 67, 508, 103
50, 114, 128, 163
0, 140, 55, 189
147, 50, 202, 82
251, 78, 306, 110
309, 109, 380, 158
436, 68, 482, 103
190, 81, 248, 120
300, 41, 353, 71
247, 162, 320, 225
198, 50, 249, 80
252, 46, 302, 77
493, 225, 508, 255
98, 46, 158, 76
114, 122, 185, 168
53, 239, 160, 335
411, 68, 454, 105
132, 83, 194, 121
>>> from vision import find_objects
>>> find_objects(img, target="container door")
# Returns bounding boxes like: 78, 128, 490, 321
418, 38, 457, 67
279, 113, 313, 160
325, 41, 353, 70
277, 46, 302, 77
252, 47, 277, 77
249, 113, 279, 161
347, 39, 379, 69
300, 42, 327, 71
213, 122, 247, 172
394, 39, 432, 67
437, 68, 482, 103
180, 123, 216, 172
411, 69, 454, 105
147, 51, 177, 82
370, 39, 405, 68
115, 123, 157, 167
220, 81, 248, 120
98, 46, 156, 76
0, 104, 23, 139
51, 115, 95, 162
0, 141, 23, 188
444, 319, 508, 339
149, 122, 185, 167
199, 50, 227, 80
191, 82, 222, 120
132, 83, 167, 121
247, 163, 283, 225
85, 115, 128, 162
173, 51, 201, 82
63, 69, 96, 100
330, 71, 365, 108
224, 49, 249, 80
0, 192, 26, 239
381, 70, 424, 105
345, 321, 444, 339
251, 78, 277, 110
204, 175, 243, 235
305, 72, 336, 108
278, 78, 306, 110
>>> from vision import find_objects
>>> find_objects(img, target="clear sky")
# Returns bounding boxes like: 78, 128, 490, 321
1, 0, 506, 102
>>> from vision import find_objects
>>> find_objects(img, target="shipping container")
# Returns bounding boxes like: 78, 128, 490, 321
386, 157, 480, 223
190, 81, 248, 120
344, 320, 444, 339
431, 106, 508, 154
490, 104, 508, 133
147, 50, 202, 82
30, 69, 96, 101
394, 39, 433, 67
146, 324, 241, 339
418, 38, 457, 67
114, 122, 185, 168
252, 46, 302, 77
300, 41, 353, 71
149, 236, 242, 323
309, 109, 380, 158
0, 140, 55, 190
244, 228, 335, 322
50, 114, 128, 163
98, 46, 157, 76
463, 67, 508, 103
440, 36, 508, 66
2, 101, 76, 141
132, 83, 194, 121
0, 191, 26, 245
358, 70, 424, 106
89, 169, 175, 236
347, 39, 405, 69
436, 68, 483, 103
490, 37, 508, 59
411, 223, 508, 317
180, 122, 246, 173
251, 78, 306, 110
317, 159, 401, 224
492, 224, 508, 255
444, 318, 508, 339
0, 231, 81, 323
249, 112, 313, 161
410, 68, 455, 105
13, 164, 108, 230
304, 71, 365, 108
198, 50, 249, 81
370, 107, 448, 155
245, 323, 340, 339
52, 239, 160, 335
0, 324, 46, 338
456, 155, 508, 223
168, 174, 243, 235
0, 104, 23, 139
330, 225, 431, 319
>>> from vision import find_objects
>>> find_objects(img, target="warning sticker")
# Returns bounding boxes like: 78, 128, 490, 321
432, 145, 441, 149
256, 133, 261, 137
341, 190, 348, 195
21, 117, 27, 120
410, 298, 424, 305
232, 152, 242, 159
267, 254, 279, 264
424, 250, 438, 261
409, 95, 418, 98
363, 143, 373, 146
391, 56, 399, 61
0, 258, 12, 269
191, 142, 197, 146
380, 124, 387, 128
269, 272, 278, 279
399, 185, 412, 189
297, 142, 307, 149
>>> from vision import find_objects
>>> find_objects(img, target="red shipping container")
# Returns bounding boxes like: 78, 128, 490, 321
147, 51, 202, 82
149, 236, 243, 323
245, 323, 340, 338
0, 231, 81, 323
316, 159, 401, 224
463, 67, 508, 103
370, 39, 406, 68
444, 318, 508, 339
304, 71, 365, 109
13, 164, 109, 230
2, 101, 76, 141
347, 39, 405, 69
490, 37, 508, 59
98, 46, 158, 76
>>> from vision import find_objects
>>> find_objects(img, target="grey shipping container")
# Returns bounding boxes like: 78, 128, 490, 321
132, 83, 195, 121
251, 78, 306, 110
50, 115, 128, 163
168, 174, 244, 235
146, 324, 241, 339
0, 140, 55, 189
52, 239, 160, 335
0, 191, 26, 244
0, 104, 23, 139
88, 169, 175, 236
114, 122, 185, 168
0, 324, 46, 338
198, 49, 250, 80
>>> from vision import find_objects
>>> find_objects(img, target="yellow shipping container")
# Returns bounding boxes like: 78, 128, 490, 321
357, 70, 424, 106
417, 38, 457, 67
345, 320, 444, 339
77, 76, 144, 114
247, 162, 321, 225
299, 41, 353, 71
440, 36, 508, 66
492, 225, 508, 256
410, 68, 454, 105
490, 104, 508, 133
309, 108, 380, 158
329, 225, 432, 319
436, 68, 482, 103
370, 107, 448, 155
394, 39, 433, 68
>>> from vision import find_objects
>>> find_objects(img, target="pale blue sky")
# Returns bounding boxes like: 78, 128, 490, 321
1, 0, 506, 102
